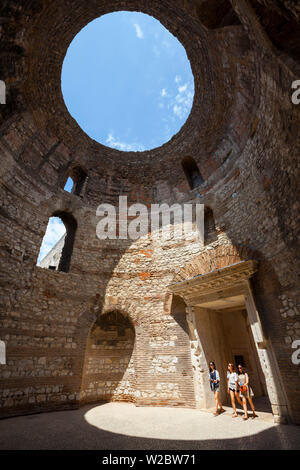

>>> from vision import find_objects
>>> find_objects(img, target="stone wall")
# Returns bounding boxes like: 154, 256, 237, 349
0, 0, 299, 423
80, 311, 136, 404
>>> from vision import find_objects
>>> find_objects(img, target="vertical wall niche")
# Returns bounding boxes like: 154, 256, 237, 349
171, 295, 189, 333
0, 80, 6, 104
0, 340, 6, 365
38, 212, 77, 273
204, 207, 218, 245
182, 156, 204, 190
63, 166, 87, 196
80, 311, 136, 404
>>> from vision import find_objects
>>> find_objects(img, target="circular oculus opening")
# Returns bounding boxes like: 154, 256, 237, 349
61, 11, 194, 152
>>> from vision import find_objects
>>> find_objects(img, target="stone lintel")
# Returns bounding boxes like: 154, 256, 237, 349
169, 260, 258, 305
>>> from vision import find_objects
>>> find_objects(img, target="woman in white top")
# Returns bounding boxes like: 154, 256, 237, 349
227, 363, 243, 418
237, 364, 257, 420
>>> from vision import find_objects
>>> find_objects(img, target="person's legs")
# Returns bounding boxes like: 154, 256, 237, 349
242, 396, 248, 419
230, 390, 238, 417
235, 391, 243, 407
213, 391, 219, 415
247, 397, 257, 417
216, 391, 224, 412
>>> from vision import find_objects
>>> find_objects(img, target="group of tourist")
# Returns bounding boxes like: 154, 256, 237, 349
209, 361, 257, 420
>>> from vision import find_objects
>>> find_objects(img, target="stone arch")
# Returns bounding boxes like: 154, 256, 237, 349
173, 244, 255, 283
79, 308, 136, 405
101, 297, 140, 327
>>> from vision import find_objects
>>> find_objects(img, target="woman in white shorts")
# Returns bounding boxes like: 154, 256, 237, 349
227, 363, 243, 418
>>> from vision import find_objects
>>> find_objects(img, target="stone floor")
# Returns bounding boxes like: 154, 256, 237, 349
0, 402, 299, 450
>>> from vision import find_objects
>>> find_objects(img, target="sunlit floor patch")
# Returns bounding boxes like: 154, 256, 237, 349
84, 402, 275, 440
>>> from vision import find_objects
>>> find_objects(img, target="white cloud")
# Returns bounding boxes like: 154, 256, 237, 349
175, 75, 181, 84
172, 81, 194, 120
106, 133, 145, 152
173, 104, 182, 118
161, 88, 167, 97
178, 84, 187, 93
37, 217, 66, 264
133, 23, 144, 39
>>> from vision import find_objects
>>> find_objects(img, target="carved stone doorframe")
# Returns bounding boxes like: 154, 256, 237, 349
169, 261, 290, 423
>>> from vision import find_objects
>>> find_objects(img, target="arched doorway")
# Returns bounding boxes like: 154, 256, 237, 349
80, 311, 136, 405
169, 257, 291, 423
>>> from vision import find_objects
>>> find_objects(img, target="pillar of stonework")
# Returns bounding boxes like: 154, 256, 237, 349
244, 284, 290, 423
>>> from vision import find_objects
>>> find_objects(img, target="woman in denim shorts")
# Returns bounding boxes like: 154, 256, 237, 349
209, 361, 224, 416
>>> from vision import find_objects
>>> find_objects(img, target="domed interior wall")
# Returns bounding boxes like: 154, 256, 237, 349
0, 1, 299, 422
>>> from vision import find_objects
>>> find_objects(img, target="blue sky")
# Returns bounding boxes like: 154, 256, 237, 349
61, 11, 194, 151
37, 217, 66, 265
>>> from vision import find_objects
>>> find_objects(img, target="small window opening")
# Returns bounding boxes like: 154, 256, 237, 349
64, 167, 87, 196
182, 156, 204, 189
64, 177, 74, 193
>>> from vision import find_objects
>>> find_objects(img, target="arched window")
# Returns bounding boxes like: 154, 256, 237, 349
37, 212, 77, 273
182, 156, 204, 189
196, 0, 241, 29
63, 166, 87, 196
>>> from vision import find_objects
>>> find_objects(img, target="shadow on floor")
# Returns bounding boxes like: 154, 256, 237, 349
0, 403, 299, 450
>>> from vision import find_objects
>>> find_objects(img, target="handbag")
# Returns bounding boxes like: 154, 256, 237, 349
239, 372, 248, 394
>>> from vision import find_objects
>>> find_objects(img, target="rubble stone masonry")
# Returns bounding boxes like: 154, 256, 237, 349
0, 0, 299, 423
